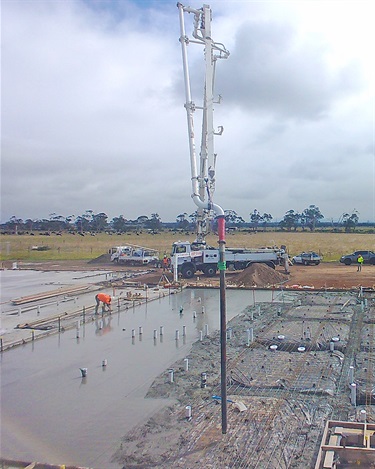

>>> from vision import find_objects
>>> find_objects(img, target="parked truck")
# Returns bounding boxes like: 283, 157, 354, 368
110, 245, 159, 266
172, 240, 286, 279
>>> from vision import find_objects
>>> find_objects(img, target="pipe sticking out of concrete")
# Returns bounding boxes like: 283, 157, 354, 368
247, 328, 253, 346
349, 366, 355, 383
351, 383, 357, 406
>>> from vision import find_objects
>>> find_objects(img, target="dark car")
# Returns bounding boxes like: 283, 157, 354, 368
339, 250, 375, 265
292, 252, 322, 265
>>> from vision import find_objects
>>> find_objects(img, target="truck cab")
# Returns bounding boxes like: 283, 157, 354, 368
171, 241, 220, 278
111, 245, 159, 265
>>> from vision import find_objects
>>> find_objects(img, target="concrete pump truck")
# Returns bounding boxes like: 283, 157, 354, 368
172, 3, 287, 280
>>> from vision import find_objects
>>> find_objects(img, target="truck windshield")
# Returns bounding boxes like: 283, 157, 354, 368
172, 245, 187, 254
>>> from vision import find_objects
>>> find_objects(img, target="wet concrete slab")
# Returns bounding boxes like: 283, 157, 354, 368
1, 272, 280, 468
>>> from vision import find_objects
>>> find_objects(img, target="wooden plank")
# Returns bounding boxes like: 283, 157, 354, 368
323, 451, 334, 468
12, 285, 91, 305
322, 444, 375, 452
323, 435, 339, 468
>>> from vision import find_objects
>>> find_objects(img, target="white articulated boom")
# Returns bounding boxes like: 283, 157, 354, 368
174, 4, 288, 280
177, 3, 229, 243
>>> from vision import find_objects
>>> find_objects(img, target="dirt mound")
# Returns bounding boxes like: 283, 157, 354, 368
87, 253, 111, 264
229, 263, 288, 287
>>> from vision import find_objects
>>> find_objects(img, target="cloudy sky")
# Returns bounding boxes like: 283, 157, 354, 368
2, 0, 374, 224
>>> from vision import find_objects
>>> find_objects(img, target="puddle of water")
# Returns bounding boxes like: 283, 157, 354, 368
1, 288, 278, 468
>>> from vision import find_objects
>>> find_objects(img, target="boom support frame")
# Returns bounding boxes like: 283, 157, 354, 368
177, 2, 229, 242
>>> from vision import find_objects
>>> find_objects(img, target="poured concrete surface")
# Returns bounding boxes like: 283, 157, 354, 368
1, 271, 279, 468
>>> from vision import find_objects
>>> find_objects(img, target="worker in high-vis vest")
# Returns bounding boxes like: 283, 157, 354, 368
357, 254, 364, 272
95, 293, 112, 314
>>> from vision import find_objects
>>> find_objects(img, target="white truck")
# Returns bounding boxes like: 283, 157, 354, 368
172, 240, 286, 279
110, 245, 159, 266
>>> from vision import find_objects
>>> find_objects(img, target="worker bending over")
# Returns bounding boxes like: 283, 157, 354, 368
95, 293, 112, 314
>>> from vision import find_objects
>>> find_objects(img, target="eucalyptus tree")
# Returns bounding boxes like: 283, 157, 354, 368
262, 213, 273, 230
224, 210, 245, 226
280, 210, 300, 231
342, 212, 359, 232
147, 213, 162, 231
302, 205, 324, 231
111, 215, 128, 233
250, 209, 262, 231
176, 213, 190, 230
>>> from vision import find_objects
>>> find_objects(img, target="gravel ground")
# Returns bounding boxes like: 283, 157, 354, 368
5, 259, 375, 290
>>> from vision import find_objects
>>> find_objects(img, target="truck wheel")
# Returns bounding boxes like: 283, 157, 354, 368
265, 261, 276, 269
314, 261, 320, 265
181, 264, 196, 279
204, 265, 217, 277
344, 259, 352, 266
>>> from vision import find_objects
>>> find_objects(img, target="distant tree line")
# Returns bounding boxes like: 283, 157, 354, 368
0, 206, 368, 235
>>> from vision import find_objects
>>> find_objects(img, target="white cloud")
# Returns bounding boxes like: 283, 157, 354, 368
2, 0, 374, 224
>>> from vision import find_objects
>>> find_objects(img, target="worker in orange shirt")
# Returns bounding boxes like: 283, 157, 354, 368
162, 255, 170, 272
95, 293, 112, 314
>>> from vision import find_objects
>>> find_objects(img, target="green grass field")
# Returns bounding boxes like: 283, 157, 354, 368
0, 231, 374, 262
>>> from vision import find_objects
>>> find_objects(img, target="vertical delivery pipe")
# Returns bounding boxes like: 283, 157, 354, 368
177, 4, 229, 433
218, 214, 227, 434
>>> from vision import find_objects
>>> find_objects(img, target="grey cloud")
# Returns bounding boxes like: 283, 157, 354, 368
217, 21, 363, 120
1, 1, 373, 223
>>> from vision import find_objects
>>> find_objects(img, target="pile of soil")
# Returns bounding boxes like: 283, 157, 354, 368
87, 253, 111, 264
228, 263, 289, 287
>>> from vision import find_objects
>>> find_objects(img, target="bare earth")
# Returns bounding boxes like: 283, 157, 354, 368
7, 259, 374, 290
